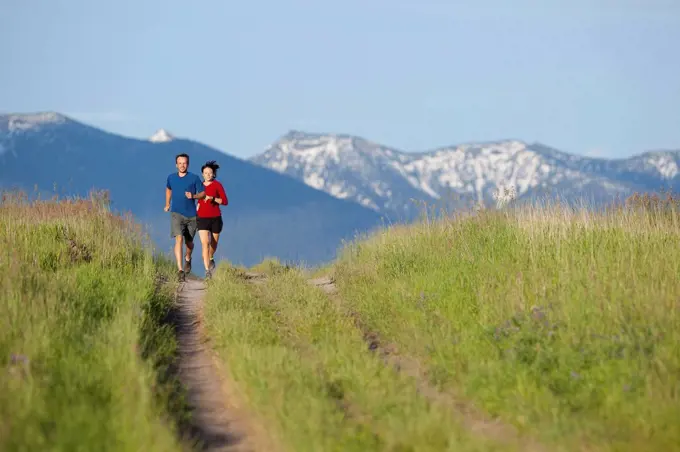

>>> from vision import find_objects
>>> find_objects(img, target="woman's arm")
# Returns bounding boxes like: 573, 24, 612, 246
216, 182, 228, 206
209, 182, 228, 205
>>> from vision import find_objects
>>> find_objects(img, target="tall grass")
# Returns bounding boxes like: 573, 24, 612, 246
333, 195, 680, 451
203, 267, 522, 451
0, 191, 185, 451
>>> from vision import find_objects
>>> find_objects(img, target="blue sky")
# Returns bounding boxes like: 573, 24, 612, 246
2, 0, 679, 159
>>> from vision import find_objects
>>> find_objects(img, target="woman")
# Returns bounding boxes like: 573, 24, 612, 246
196, 160, 228, 278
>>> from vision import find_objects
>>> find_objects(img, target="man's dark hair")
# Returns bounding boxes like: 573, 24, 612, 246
175, 153, 190, 163
201, 160, 220, 177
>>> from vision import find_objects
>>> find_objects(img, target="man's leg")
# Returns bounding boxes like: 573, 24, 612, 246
170, 213, 185, 273
183, 216, 198, 273
174, 236, 184, 271
185, 236, 194, 260
182, 227, 193, 274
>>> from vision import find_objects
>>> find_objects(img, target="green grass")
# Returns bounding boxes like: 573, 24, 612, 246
204, 199, 680, 451
0, 193, 186, 451
204, 269, 535, 452
333, 203, 680, 451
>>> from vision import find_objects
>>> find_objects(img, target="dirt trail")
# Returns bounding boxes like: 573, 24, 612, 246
306, 275, 548, 452
172, 276, 273, 452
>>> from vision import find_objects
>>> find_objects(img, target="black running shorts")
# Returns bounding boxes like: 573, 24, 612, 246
197, 216, 223, 233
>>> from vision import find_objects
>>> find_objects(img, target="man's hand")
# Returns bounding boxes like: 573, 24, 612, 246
165, 187, 172, 212
185, 191, 193, 199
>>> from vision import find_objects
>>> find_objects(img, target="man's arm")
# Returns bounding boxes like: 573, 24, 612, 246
165, 178, 172, 211
185, 178, 206, 199
184, 190, 205, 199
188, 189, 206, 199
194, 177, 206, 199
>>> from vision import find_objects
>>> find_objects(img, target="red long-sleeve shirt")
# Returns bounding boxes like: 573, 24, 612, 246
197, 180, 228, 218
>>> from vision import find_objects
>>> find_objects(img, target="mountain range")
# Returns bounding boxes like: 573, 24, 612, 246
251, 131, 680, 218
0, 113, 383, 268
1, 111, 678, 267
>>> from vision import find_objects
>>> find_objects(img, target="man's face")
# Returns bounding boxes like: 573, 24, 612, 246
176, 157, 188, 173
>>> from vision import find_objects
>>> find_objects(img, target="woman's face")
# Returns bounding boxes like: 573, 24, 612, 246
202, 167, 214, 181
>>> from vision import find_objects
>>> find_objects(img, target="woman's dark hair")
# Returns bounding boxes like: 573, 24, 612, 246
201, 160, 220, 177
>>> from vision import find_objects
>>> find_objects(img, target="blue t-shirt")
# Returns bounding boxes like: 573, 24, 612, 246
166, 172, 203, 217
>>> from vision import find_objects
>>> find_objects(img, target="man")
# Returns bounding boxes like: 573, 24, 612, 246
165, 153, 205, 281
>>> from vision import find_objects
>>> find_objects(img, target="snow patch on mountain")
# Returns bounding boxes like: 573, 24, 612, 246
647, 153, 679, 179
0, 112, 68, 135
149, 128, 175, 143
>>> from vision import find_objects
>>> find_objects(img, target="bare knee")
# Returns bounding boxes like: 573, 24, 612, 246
199, 231, 211, 246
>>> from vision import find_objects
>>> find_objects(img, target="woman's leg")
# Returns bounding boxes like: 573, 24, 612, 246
209, 217, 222, 266
210, 232, 220, 257
198, 229, 212, 271
208, 232, 219, 270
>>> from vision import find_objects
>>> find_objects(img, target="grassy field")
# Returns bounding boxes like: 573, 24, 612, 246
204, 268, 522, 451
0, 192, 187, 451
204, 196, 680, 451
4, 188, 678, 451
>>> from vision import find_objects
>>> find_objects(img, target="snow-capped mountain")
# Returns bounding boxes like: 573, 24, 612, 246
250, 131, 680, 216
149, 128, 175, 143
